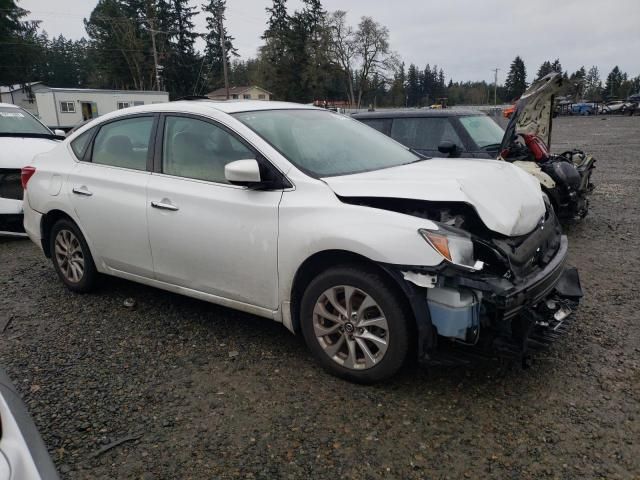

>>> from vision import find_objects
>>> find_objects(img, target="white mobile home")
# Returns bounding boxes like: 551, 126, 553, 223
34, 87, 169, 129
0, 82, 47, 116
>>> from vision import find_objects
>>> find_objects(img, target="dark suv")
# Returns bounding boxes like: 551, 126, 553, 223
352, 109, 504, 159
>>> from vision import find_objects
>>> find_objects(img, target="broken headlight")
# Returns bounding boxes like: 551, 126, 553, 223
418, 225, 483, 271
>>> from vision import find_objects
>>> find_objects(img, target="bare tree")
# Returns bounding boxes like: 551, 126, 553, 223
353, 17, 395, 108
328, 12, 397, 109
327, 11, 357, 107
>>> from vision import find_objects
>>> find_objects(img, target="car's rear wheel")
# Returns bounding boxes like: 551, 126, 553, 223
300, 265, 410, 383
50, 218, 97, 293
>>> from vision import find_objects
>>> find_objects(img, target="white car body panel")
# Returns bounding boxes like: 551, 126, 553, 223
323, 158, 545, 237
0, 136, 59, 170
147, 173, 282, 309
67, 162, 153, 277
23, 100, 552, 334
0, 103, 59, 235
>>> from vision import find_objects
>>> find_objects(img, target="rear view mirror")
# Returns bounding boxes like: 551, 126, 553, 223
225, 159, 262, 186
438, 141, 461, 157
54, 129, 65, 137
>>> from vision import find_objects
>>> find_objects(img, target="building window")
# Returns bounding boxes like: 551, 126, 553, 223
258, 94, 266, 100
243, 94, 251, 99
231, 94, 239, 99
133, 101, 144, 106
117, 101, 131, 110
60, 101, 75, 113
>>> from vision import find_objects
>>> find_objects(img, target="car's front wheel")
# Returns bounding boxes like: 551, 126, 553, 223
49, 218, 97, 293
300, 265, 410, 383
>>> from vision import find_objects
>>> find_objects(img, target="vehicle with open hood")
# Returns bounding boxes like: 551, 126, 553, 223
499, 73, 596, 220
21, 100, 581, 383
0, 103, 63, 236
354, 73, 596, 222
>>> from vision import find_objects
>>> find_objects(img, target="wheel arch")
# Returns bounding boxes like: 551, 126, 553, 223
288, 249, 415, 335
40, 209, 95, 261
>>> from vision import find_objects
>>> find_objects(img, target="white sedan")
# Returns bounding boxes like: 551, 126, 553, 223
0, 103, 62, 236
22, 100, 580, 383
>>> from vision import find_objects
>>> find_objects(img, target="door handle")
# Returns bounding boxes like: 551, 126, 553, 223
72, 186, 93, 196
151, 201, 179, 211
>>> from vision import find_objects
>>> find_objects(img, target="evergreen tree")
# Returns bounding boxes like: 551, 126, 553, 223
406, 63, 420, 107
504, 56, 527, 100
389, 62, 406, 106
200, 0, 237, 95
550, 58, 563, 75
260, 0, 291, 100
604, 66, 624, 99
0, 0, 42, 85
536, 60, 552, 80
162, 0, 200, 97
85, 0, 153, 90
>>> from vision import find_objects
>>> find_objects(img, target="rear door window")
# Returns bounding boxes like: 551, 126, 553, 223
390, 117, 463, 151
91, 117, 154, 170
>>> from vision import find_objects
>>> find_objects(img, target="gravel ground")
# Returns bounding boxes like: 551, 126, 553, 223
1, 115, 639, 479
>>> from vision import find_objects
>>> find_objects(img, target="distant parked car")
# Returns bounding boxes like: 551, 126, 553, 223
353, 73, 596, 222
602, 100, 635, 114
352, 109, 506, 158
0, 103, 63, 236
0, 368, 60, 479
570, 103, 595, 115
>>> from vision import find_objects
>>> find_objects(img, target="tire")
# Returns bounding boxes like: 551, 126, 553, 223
299, 265, 410, 383
49, 218, 98, 293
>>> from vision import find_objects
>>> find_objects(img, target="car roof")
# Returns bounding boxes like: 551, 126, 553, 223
351, 108, 485, 119
0, 102, 20, 109
65, 100, 325, 139
145, 99, 320, 114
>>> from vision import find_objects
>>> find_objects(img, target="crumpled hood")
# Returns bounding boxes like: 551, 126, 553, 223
323, 158, 545, 237
0, 136, 59, 168
500, 72, 566, 151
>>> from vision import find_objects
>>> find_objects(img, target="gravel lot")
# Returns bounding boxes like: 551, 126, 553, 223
1, 115, 639, 479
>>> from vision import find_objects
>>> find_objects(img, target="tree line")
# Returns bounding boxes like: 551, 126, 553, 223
1, 0, 639, 105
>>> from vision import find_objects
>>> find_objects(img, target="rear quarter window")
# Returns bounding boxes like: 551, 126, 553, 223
70, 128, 95, 160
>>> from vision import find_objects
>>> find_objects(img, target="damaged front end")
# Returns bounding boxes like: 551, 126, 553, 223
500, 72, 596, 221
348, 196, 583, 367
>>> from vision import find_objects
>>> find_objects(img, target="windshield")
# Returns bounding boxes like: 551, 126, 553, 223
233, 109, 420, 177
458, 115, 504, 148
0, 107, 51, 135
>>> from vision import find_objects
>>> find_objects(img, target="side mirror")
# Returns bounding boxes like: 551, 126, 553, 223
54, 129, 65, 137
225, 159, 262, 186
438, 141, 461, 157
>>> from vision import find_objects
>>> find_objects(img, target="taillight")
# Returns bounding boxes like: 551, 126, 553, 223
21, 166, 36, 189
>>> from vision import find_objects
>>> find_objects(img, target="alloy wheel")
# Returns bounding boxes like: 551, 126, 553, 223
54, 229, 85, 283
313, 285, 389, 370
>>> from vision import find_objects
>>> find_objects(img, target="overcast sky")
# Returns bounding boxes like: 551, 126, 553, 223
21, 0, 640, 84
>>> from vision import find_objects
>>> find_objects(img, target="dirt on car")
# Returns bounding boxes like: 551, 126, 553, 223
1, 114, 639, 479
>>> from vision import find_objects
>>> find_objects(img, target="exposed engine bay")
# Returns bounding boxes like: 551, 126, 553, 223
342, 195, 583, 367
500, 72, 596, 221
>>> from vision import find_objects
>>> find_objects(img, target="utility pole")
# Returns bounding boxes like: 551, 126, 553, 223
150, 22, 162, 92
218, 9, 230, 100
492, 68, 500, 106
